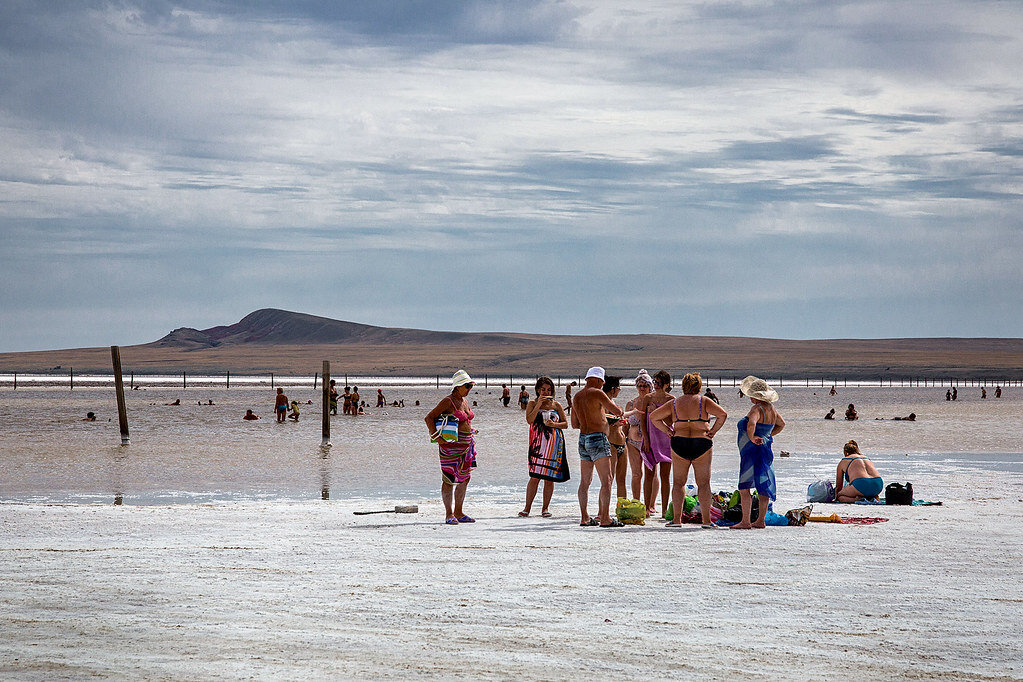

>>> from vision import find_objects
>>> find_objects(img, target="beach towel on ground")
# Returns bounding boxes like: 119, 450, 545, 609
527, 415, 569, 482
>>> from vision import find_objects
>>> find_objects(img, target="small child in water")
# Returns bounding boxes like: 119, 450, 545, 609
288, 401, 300, 421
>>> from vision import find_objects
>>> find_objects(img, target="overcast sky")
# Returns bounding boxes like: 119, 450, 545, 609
1, 0, 1021, 351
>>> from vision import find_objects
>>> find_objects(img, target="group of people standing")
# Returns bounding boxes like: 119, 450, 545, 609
425, 368, 786, 529
327, 380, 362, 415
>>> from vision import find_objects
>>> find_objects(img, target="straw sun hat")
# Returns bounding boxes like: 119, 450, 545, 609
740, 375, 779, 403
451, 370, 475, 388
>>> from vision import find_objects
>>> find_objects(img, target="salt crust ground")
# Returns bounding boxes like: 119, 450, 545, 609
2, 496, 1021, 681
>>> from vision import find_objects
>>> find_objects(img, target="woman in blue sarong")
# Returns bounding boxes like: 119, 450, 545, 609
734, 376, 786, 529
519, 376, 570, 517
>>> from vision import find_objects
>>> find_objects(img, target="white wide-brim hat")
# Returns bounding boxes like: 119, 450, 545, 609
585, 366, 605, 381
452, 370, 475, 388
740, 375, 779, 403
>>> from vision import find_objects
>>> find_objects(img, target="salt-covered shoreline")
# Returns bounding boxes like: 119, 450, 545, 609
2, 495, 1021, 680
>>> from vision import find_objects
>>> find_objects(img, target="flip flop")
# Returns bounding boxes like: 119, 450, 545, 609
541, 511, 553, 518
457, 515, 475, 523
445, 517, 459, 525
601, 520, 625, 528
579, 519, 600, 526
517, 511, 530, 517
665, 521, 682, 528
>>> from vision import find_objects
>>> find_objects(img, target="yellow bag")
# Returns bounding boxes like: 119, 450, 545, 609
616, 497, 646, 525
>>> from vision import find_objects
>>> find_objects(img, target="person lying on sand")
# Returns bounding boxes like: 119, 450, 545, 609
835, 440, 883, 502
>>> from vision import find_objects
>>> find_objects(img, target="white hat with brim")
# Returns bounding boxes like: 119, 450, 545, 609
452, 370, 475, 388
740, 375, 779, 403
585, 366, 605, 381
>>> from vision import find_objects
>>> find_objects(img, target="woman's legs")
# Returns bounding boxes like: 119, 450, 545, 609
615, 449, 628, 499
541, 480, 554, 514
658, 461, 672, 517
442, 481, 455, 520
692, 451, 713, 525
733, 489, 754, 529
521, 477, 540, 515
627, 444, 643, 499
453, 480, 468, 518
643, 464, 657, 515
670, 455, 690, 524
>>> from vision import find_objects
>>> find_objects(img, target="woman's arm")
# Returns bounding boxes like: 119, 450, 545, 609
746, 406, 762, 444
424, 396, 452, 436
524, 398, 541, 425
835, 462, 845, 495
705, 400, 727, 438
771, 412, 786, 436
549, 403, 569, 429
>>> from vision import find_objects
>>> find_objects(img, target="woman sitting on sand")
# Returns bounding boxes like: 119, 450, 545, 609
835, 440, 884, 502
519, 376, 569, 518
649, 372, 727, 528
425, 370, 479, 525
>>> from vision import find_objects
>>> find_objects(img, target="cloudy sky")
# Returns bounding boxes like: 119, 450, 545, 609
1, 0, 1021, 351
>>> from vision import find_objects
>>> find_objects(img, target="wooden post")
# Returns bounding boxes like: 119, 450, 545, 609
271, 372, 274, 389
314, 372, 318, 389
70, 366, 73, 391
321, 361, 331, 447
436, 375, 440, 388
485, 374, 488, 388
13, 372, 16, 390
226, 370, 230, 389
110, 346, 130, 445
183, 371, 186, 389
130, 372, 134, 390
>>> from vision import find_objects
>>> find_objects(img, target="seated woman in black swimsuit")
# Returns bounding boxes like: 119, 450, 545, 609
649, 372, 727, 527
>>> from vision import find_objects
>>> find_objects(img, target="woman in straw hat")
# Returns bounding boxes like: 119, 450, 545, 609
425, 370, 479, 525
734, 376, 786, 529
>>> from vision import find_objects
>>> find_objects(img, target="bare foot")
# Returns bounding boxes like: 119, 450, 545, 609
731, 522, 753, 529
753, 522, 767, 529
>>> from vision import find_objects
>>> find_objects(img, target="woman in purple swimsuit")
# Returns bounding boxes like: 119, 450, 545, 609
636, 370, 674, 518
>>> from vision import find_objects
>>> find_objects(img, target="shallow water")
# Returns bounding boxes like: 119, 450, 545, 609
1, 383, 1019, 505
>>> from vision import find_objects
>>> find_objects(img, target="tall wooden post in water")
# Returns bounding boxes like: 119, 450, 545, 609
110, 346, 130, 445
321, 361, 331, 447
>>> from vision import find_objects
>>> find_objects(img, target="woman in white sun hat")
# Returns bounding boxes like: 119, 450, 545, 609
425, 370, 479, 525
733, 375, 785, 529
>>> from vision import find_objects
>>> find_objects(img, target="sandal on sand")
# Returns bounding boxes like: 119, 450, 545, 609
665, 521, 682, 528
517, 511, 530, 517
701, 523, 718, 529
457, 515, 475, 523
445, 517, 459, 525
541, 511, 553, 518
601, 520, 625, 528
579, 519, 600, 527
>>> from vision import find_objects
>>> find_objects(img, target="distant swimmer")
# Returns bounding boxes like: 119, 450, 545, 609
996, 386, 1002, 398
518, 385, 530, 410
829, 385, 837, 396
824, 408, 836, 420
704, 387, 719, 404
377, 389, 385, 408
946, 389, 952, 401
952, 387, 957, 401
243, 409, 260, 420
845, 404, 858, 421
275, 388, 289, 423
288, 401, 300, 421
166, 399, 181, 406
981, 387, 987, 399
565, 381, 576, 415
329, 380, 338, 415
350, 387, 361, 416
342, 386, 353, 415
83, 412, 97, 421
501, 384, 511, 407
892, 413, 916, 421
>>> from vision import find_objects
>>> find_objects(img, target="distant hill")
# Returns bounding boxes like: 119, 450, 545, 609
1, 308, 1022, 379
151, 309, 517, 348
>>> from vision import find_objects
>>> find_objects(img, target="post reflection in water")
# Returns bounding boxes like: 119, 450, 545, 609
319, 446, 331, 500
111, 447, 128, 505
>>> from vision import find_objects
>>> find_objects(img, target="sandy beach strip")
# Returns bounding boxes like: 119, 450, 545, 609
1, 497, 1021, 680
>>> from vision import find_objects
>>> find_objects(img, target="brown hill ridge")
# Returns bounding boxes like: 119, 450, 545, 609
1, 308, 1022, 379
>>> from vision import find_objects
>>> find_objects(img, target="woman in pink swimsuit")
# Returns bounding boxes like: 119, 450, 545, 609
425, 370, 478, 525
